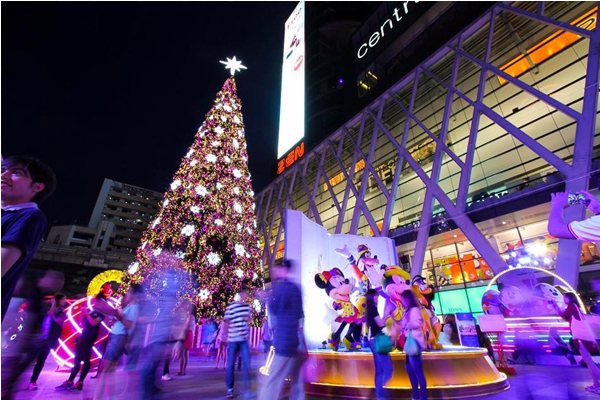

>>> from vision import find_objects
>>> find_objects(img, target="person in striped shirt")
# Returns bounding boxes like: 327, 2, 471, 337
224, 289, 251, 399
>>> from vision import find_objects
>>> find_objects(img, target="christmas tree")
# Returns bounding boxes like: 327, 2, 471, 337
126, 58, 265, 324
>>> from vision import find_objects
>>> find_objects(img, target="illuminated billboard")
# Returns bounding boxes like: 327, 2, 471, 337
277, 1, 305, 159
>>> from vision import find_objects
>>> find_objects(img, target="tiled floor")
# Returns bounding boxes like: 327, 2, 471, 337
7, 356, 600, 399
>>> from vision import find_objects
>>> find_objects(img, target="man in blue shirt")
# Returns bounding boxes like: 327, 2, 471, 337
2, 156, 56, 322
259, 260, 307, 400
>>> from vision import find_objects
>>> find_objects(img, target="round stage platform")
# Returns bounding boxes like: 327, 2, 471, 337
299, 346, 509, 399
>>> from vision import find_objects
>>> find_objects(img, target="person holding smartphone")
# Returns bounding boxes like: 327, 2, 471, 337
548, 178, 600, 241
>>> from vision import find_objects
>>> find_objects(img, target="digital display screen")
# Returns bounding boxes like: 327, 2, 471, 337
277, 1, 305, 158
438, 290, 471, 314
435, 284, 498, 315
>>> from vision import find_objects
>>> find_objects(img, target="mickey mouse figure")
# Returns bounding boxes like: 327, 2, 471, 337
315, 268, 363, 351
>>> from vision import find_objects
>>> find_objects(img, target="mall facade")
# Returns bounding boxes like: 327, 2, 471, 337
256, 1, 600, 317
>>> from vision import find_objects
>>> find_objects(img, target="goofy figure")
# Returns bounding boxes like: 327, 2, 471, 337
335, 244, 385, 312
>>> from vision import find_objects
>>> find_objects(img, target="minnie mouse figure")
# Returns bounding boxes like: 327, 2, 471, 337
315, 268, 363, 351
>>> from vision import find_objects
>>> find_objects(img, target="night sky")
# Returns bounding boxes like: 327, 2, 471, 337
3, 2, 296, 227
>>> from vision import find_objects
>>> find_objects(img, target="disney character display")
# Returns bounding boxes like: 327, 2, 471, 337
335, 244, 384, 342
498, 286, 527, 317
411, 275, 443, 350
531, 283, 566, 316
315, 268, 364, 351
482, 289, 502, 315
335, 244, 383, 298
381, 266, 413, 329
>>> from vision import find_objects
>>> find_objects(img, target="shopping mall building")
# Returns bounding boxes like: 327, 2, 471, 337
255, 1, 600, 318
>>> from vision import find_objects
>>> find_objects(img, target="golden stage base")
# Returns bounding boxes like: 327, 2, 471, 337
302, 346, 509, 399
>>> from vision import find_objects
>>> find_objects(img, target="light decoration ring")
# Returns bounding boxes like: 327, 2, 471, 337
87, 269, 124, 297
51, 295, 121, 369
485, 266, 586, 311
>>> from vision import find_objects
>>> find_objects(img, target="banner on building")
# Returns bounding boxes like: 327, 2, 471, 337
277, 1, 305, 158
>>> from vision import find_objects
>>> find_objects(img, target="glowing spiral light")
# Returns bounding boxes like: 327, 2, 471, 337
51, 295, 120, 369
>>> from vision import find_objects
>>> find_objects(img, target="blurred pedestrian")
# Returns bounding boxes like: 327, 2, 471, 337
122, 284, 152, 396
400, 290, 427, 400
1, 270, 63, 399
365, 289, 393, 400
259, 260, 306, 400
27, 293, 68, 390
262, 320, 273, 354
200, 317, 217, 362
549, 327, 576, 365
90, 282, 115, 380
224, 288, 251, 399
56, 291, 110, 392
139, 270, 179, 400
172, 300, 196, 376
2, 155, 56, 322
215, 319, 229, 369
555, 292, 600, 395
476, 324, 496, 364
93, 284, 143, 400
438, 315, 459, 346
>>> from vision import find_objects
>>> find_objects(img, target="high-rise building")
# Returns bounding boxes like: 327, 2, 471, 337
47, 179, 163, 254
33, 179, 163, 295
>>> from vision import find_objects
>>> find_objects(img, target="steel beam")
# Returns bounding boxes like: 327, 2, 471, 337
555, 25, 600, 287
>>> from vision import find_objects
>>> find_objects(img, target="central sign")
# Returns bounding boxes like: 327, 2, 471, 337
356, 1, 421, 59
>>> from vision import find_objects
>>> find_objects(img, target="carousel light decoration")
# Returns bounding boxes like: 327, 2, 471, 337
485, 265, 585, 310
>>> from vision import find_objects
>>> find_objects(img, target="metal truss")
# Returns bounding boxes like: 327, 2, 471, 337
255, 2, 600, 285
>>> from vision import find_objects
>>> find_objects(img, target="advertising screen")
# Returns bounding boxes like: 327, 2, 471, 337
436, 284, 498, 315
277, 1, 305, 159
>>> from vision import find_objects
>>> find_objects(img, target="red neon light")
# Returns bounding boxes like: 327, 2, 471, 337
52, 296, 119, 370
277, 142, 305, 175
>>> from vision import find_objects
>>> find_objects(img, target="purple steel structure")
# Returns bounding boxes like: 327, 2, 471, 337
256, 2, 600, 286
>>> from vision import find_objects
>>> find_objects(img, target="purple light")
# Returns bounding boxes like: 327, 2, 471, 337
338, 78, 344, 85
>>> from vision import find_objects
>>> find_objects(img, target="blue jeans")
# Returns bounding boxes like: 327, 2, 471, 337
226, 340, 250, 391
369, 339, 393, 400
406, 354, 427, 400
140, 342, 166, 400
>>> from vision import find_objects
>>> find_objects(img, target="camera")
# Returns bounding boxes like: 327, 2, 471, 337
568, 193, 591, 206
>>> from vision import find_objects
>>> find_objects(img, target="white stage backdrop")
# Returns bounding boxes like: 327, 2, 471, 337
284, 209, 397, 349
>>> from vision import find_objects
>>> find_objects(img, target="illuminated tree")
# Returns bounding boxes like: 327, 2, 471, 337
126, 71, 265, 324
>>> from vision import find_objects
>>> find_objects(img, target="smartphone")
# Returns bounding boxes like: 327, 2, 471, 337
568, 193, 591, 206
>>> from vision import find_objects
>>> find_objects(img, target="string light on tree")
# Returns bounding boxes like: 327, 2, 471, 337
199, 289, 211, 301
124, 59, 264, 324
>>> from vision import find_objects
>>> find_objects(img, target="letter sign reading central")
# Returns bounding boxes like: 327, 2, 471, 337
357, 1, 420, 59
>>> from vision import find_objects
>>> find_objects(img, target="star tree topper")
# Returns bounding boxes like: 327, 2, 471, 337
220, 56, 247, 76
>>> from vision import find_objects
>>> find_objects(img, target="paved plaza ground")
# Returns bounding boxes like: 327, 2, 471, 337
8, 353, 600, 400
